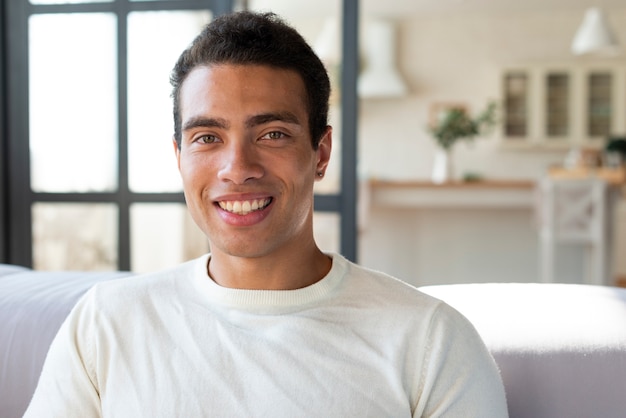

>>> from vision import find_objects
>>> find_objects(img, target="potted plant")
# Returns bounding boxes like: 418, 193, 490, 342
606, 137, 626, 167
428, 101, 497, 183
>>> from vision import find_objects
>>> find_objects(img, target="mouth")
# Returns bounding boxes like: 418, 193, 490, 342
217, 197, 272, 216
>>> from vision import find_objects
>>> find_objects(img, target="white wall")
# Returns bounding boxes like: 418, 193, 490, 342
357, 8, 626, 285
255, 2, 626, 285
359, 9, 626, 181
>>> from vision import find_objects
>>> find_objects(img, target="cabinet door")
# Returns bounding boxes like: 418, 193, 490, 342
503, 71, 529, 139
546, 72, 570, 139
586, 71, 613, 139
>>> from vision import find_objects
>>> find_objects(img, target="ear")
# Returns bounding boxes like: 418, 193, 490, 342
315, 126, 332, 180
173, 137, 181, 171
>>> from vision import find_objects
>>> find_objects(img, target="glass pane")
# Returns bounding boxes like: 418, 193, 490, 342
31, 0, 111, 3
32, 203, 118, 270
588, 72, 612, 137
29, 13, 118, 192
127, 11, 212, 193
130, 203, 209, 273
546, 73, 569, 137
313, 211, 340, 253
504, 72, 528, 137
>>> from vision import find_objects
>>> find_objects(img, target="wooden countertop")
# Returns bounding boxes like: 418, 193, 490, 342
369, 179, 535, 189
548, 166, 625, 185
365, 179, 536, 209
365, 173, 624, 210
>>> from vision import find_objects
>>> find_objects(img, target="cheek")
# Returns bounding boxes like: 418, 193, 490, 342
281, 148, 317, 176
178, 163, 195, 190
179, 152, 212, 185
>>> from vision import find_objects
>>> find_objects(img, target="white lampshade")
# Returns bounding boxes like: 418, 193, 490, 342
571, 7, 620, 56
358, 19, 408, 98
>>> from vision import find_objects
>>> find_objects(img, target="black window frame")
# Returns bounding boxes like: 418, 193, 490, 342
0, 0, 8, 263
0, 0, 358, 269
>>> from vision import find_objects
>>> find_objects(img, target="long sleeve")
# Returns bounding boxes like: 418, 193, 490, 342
414, 303, 509, 418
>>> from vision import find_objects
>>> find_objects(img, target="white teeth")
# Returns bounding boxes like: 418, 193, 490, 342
218, 198, 270, 215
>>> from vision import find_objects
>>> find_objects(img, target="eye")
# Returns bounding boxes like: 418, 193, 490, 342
196, 134, 219, 144
262, 131, 287, 140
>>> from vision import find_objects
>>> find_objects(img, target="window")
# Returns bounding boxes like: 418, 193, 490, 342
1, 0, 358, 270
2, 0, 224, 272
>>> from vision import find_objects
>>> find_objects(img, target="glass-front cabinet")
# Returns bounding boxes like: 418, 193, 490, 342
501, 63, 626, 149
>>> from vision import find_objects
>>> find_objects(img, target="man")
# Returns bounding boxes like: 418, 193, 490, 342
25, 11, 508, 417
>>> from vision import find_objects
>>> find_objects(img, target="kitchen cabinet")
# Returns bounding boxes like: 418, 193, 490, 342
501, 63, 626, 150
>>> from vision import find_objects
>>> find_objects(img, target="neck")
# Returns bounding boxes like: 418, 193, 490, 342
207, 245, 332, 291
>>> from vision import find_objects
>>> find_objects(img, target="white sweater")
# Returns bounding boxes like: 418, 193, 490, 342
24, 253, 508, 417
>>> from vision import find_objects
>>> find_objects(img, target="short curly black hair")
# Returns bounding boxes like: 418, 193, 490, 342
170, 11, 331, 150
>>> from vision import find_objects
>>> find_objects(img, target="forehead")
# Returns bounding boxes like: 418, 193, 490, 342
179, 64, 309, 121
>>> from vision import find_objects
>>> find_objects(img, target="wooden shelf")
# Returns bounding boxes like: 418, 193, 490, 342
369, 179, 534, 189
366, 179, 535, 209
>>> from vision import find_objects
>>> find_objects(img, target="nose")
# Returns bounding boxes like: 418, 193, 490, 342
216, 141, 264, 184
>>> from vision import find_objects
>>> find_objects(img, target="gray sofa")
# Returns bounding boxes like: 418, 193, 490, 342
0, 265, 133, 417
1, 263, 625, 417
421, 282, 626, 418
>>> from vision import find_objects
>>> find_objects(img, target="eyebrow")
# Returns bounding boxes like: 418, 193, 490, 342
183, 116, 230, 131
182, 116, 230, 132
182, 111, 303, 133
245, 112, 302, 128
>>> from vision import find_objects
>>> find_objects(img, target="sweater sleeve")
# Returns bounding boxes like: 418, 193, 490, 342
23, 289, 102, 418
414, 302, 509, 418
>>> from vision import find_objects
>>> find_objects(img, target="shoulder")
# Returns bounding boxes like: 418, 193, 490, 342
331, 253, 487, 338
79, 255, 207, 314
332, 253, 445, 310
328, 253, 477, 338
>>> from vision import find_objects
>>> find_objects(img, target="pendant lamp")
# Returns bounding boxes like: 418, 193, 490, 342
571, 7, 620, 56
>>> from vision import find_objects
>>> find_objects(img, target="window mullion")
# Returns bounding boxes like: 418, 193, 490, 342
117, 0, 131, 270
6, 0, 33, 267
339, 0, 359, 262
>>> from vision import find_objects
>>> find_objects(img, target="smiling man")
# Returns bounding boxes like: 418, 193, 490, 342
24, 11, 508, 418
174, 63, 332, 290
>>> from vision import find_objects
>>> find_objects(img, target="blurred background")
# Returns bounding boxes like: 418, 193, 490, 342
1, 0, 625, 287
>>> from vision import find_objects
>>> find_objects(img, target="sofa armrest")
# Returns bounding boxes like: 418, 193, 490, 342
0, 270, 134, 418
0, 264, 30, 278
420, 283, 626, 418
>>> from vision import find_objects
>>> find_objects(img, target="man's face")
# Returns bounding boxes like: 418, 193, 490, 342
175, 64, 331, 260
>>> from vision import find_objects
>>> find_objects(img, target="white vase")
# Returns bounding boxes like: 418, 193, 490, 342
431, 148, 453, 184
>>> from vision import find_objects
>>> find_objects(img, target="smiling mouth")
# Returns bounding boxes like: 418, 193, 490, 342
217, 198, 272, 215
